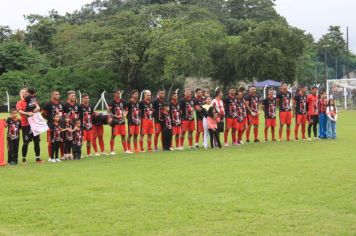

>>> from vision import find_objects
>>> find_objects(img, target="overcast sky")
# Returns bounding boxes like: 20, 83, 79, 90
1, 0, 355, 50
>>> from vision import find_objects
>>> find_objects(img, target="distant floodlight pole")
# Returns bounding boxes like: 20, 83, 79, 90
6, 91, 10, 112
326, 80, 330, 99
140, 90, 145, 101
347, 26, 350, 79
324, 45, 328, 81
102, 91, 106, 111
344, 87, 347, 109
263, 86, 267, 99
78, 90, 82, 104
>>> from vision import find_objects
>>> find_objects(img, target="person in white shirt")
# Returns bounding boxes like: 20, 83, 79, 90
326, 98, 338, 139
212, 90, 225, 146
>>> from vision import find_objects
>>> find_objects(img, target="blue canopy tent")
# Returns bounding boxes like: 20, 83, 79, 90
253, 80, 281, 98
253, 80, 281, 88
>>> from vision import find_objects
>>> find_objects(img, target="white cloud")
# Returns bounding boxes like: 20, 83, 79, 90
275, 0, 355, 51
0, 0, 93, 29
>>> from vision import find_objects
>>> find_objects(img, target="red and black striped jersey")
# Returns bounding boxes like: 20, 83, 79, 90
170, 100, 181, 127
180, 98, 195, 121
139, 100, 154, 120
109, 98, 126, 124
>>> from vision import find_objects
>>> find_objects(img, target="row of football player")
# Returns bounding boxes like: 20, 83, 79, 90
5, 84, 338, 165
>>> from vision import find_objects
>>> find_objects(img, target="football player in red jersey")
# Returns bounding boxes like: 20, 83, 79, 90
170, 92, 182, 150
307, 86, 319, 140
42, 90, 64, 160
223, 88, 238, 146
276, 83, 292, 141
108, 89, 129, 154
293, 86, 308, 140
236, 89, 246, 145
79, 93, 95, 157
16, 88, 43, 164
63, 91, 80, 122
127, 90, 141, 153
139, 90, 154, 152
153, 89, 165, 151
244, 85, 260, 142
263, 89, 277, 141
180, 88, 195, 149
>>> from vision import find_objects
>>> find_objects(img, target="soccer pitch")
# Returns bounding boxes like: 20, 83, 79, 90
0, 111, 355, 235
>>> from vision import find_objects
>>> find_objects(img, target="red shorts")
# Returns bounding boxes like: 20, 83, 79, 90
248, 114, 259, 125
182, 120, 195, 132
83, 130, 93, 142
237, 121, 245, 131
243, 117, 248, 126
155, 123, 162, 134
112, 124, 126, 136
172, 126, 182, 135
296, 114, 307, 125
265, 118, 276, 128
225, 118, 238, 130
129, 125, 140, 135
196, 120, 204, 133
93, 125, 104, 138
141, 119, 154, 135
280, 111, 292, 125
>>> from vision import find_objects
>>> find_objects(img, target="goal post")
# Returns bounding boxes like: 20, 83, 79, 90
326, 78, 356, 110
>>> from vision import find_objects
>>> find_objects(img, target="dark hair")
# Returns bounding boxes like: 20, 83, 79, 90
195, 88, 202, 93
51, 90, 59, 95
170, 92, 177, 98
327, 99, 336, 114
113, 89, 121, 94
238, 87, 246, 92
81, 93, 89, 98
131, 89, 139, 96
10, 108, 17, 113
215, 90, 222, 97
320, 90, 326, 95
27, 87, 36, 95
205, 95, 212, 100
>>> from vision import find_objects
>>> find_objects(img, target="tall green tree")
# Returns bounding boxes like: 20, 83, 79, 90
229, 21, 305, 83
0, 25, 12, 43
317, 26, 347, 79
0, 41, 46, 75
145, 7, 225, 95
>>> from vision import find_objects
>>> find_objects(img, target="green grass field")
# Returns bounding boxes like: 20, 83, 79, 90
0, 111, 355, 235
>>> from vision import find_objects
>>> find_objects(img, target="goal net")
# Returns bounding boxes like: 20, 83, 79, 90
327, 79, 356, 110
